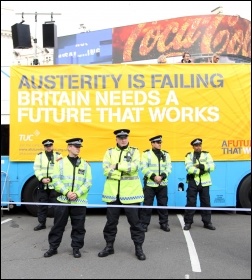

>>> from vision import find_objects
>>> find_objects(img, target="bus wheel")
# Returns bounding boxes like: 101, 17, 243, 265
238, 175, 251, 213
22, 177, 54, 217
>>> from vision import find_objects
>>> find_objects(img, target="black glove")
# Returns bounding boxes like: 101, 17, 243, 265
198, 164, 205, 170
160, 172, 167, 180
199, 169, 205, 176
150, 173, 156, 181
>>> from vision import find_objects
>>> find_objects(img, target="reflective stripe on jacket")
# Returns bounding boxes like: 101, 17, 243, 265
102, 146, 144, 204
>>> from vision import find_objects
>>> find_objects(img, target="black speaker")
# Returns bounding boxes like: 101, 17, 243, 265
11, 23, 32, 49
42, 24, 57, 48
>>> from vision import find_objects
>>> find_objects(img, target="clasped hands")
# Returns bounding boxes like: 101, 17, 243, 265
67, 191, 77, 201
154, 175, 163, 184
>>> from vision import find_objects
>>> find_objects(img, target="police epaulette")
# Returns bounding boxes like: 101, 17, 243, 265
143, 149, 150, 152
162, 150, 169, 153
130, 146, 138, 150
185, 152, 191, 157
55, 152, 60, 155
202, 151, 209, 153
38, 152, 42, 155
56, 157, 63, 162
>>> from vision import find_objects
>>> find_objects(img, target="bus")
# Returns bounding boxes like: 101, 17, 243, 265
1, 64, 251, 216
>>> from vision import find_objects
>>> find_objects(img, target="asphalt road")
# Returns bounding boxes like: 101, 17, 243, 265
1, 208, 251, 279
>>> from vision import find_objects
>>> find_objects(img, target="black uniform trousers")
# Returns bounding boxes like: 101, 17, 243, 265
184, 180, 211, 225
48, 205, 86, 250
37, 188, 58, 224
140, 185, 168, 225
103, 196, 145, 245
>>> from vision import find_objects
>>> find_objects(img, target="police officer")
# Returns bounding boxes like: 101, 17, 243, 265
44, 138, 92, 258
33, 139, 62, 231
140, 135, 172, 232
183, 138, 216, 231
98, 129, 146, 261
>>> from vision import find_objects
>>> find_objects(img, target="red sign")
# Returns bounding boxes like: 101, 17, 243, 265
112, 15, 251, 63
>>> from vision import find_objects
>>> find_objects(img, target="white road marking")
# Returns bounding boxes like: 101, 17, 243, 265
177, 214, 201, 272
1, 218, 12, 224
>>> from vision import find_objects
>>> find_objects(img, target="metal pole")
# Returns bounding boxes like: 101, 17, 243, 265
33, 12, 38, 65
15, 12, 61, 65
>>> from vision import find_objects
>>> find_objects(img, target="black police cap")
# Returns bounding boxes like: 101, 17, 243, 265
66, 138, 83, 147
191, 138, 202, 146
149, 135, 162, 142
113, 129, 130, 138
42, 139, 54, 146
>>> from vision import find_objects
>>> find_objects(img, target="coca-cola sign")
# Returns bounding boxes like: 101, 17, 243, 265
112, 15, 251, 63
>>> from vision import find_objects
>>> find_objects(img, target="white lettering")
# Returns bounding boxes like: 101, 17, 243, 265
148, 107, 219, 122
96, 107, 144, 122
17, 108, 92, 123
95, 90, 160, 106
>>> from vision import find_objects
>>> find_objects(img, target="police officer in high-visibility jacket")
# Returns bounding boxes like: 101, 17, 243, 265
44, 138, 92, 258
33, 139, 62, 231
98, 129, 146, 261
183, 138, 216, 231
140, 135, 172, 233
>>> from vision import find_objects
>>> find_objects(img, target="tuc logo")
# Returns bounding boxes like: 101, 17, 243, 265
19, 134, 34, 141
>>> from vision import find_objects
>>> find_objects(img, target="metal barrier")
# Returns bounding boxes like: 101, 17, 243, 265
1, 170, 10, 211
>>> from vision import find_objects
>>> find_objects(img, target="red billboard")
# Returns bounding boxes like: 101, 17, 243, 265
112, 15, 251, 63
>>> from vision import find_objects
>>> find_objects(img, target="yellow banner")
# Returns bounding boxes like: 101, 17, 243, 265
10, 64, 251, 162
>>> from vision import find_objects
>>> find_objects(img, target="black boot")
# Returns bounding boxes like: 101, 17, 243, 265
44, 248, 57, 257
73, 248, 81, 258
183, 224, 191, 230
34, 223, 46, 231
98, 242, 114, 257
160, 223, 170, 232
204, 223, 216, 230
135, 244, 146, 261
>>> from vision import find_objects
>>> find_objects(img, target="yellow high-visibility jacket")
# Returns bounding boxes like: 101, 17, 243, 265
33, 151, 62, 189
185, 151, 215, 187
102, 145, 144, 204
52, 157, 92, 204
141, 149, 172, 187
